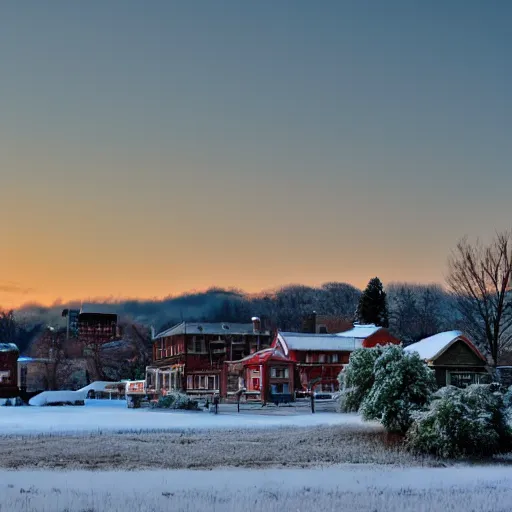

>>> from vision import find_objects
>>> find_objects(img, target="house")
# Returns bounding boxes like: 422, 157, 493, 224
76, 304, 119, 344
147, 318, 272, 398
404, 331, 490, 388
336, 323, 400, 347
0, 343, 19, 399
62, 305, 119, 344
274, 325, 401, 393
225, 347, 294, 403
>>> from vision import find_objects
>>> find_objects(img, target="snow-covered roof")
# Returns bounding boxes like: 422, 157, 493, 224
29, 390, 87, 406
155, 322, 266, 339
17, 356, 50, 363
336, 324, 382, 339
277, 332, 362, 355
404, 331, 485, 362
237, 348, 290, 365
0, 343, 18, 353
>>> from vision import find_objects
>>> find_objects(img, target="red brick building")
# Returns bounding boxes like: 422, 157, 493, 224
0, 343, 19, 399
148, 319, 272, 398
274, 324, 400, 393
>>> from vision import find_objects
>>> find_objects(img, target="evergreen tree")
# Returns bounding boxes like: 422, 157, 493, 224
338, 346, 384, 412
356, 277, 389, 327
360, 345, 436, 433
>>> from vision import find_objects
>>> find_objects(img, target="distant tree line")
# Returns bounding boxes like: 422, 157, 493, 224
5, 280, 461, 352
5, 230, 512, 367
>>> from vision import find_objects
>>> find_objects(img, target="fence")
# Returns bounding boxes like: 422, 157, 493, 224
212, 396, 339, 414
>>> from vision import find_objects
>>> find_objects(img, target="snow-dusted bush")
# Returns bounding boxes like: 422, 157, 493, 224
360, 345, 436, 434
152, 393, 199, 411
407, 384, 512, 458
338, 346, 383, 412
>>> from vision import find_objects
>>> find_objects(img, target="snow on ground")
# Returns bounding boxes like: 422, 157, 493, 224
0, 400, 374, 436
1, 465, 512, 511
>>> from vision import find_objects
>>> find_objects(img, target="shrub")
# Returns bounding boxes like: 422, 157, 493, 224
503, 386, 512, 418
360, 345, 436, 434
338, 346, 383, 412
152, 393, 199, 411
407, 384, 512, 458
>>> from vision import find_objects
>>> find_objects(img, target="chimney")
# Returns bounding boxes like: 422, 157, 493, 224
251, 317, 261, 333
302, 311, 317, 333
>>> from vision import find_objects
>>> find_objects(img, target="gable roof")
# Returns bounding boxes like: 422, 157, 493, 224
276, 332, 363, 355
336, 324, 382, 339
0, 343, 18, 353
237, 347, 291, 365
404, 331, 486, 362
154, 322, 264, 339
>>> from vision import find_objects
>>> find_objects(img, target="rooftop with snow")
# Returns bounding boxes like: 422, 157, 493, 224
404, 331, 486, 362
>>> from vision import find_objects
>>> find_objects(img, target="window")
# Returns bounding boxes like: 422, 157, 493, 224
270, 367, 289, 379
194, 375, 205, 389
318, 325, 328, 334
318, 354, 326, 363
331, 354, 339, 363
188, 336, 206, 353
271, 383, 289, 394
0, 370, 11, 384
305, 353, 313, 363
189, 374, 219, 390
449, 372, 489, 388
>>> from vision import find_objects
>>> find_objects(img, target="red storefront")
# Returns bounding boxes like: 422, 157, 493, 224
225, 347, 295, 404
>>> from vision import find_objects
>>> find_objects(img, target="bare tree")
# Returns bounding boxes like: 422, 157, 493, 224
447, 231, 512, 365
0, 310, 17, 341
101, 322, 152, 381
30, 328, 73, 390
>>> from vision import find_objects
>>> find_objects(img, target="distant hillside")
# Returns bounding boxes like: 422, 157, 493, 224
10, 281, 460, 352
14, 283, 361, 333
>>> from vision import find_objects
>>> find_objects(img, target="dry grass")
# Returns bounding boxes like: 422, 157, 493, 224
0, 425, 439, 470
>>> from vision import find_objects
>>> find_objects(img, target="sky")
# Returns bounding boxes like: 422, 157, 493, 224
1, 1, 511, 309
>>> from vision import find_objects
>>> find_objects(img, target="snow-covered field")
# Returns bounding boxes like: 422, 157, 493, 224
0, 400, 373, 436
1, 465, 512, 511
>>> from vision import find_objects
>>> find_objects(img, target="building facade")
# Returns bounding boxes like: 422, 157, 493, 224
62, 305, 119, 345
274, 326, 401, 393
148, 319, 272, 398
0, 343, 19, 399
404, 331, 490, 388
226, 347, 295, 403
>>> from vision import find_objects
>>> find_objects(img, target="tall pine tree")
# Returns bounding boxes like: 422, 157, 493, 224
356, 277, 389, 327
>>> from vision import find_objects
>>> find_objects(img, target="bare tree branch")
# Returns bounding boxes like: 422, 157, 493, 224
447, 231, 512, 365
